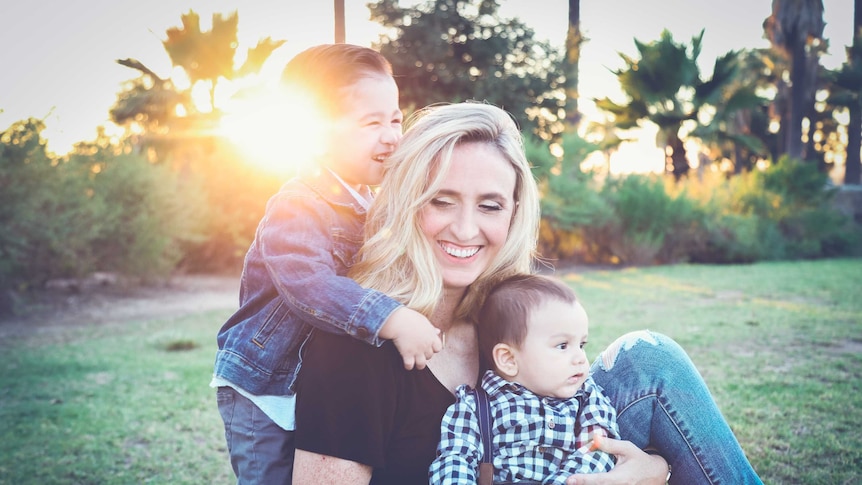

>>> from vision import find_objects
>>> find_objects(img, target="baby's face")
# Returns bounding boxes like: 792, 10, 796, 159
510, 299, 591, 399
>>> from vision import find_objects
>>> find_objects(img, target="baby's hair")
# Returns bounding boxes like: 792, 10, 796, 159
280, 43, 392, 116
477, 274, 576, 371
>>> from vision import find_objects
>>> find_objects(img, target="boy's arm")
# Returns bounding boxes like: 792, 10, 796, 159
429, 390, 484, 485
260, 191, 398, 345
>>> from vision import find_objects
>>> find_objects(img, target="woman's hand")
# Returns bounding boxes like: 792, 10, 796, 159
565, 437, 669, 485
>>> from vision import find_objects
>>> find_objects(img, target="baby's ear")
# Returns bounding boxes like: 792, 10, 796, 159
492, 343, 518, 378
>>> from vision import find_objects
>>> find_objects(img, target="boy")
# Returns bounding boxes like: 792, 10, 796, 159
211, 44, 442, 484
430, 274, 618, 485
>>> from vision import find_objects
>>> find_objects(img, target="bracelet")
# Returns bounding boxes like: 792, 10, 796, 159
665, 463, 672, 483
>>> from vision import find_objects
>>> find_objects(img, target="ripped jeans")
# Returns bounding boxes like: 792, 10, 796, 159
590, 331, 763, 485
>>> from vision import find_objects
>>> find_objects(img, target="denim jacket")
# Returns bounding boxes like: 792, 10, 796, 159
213, 169, 401, 396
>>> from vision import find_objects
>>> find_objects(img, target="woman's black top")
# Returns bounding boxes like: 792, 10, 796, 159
294, 330, 456, 485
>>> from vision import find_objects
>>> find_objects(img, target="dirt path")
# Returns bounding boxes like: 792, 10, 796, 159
0, 274, 240, 340
0, 263, 602, 341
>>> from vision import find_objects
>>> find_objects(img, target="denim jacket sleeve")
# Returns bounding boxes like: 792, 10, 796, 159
256, 186, 400, 346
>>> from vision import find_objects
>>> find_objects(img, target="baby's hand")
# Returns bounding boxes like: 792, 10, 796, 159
379, 307, 443, 370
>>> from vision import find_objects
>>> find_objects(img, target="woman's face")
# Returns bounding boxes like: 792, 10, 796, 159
419, 141, 517, 290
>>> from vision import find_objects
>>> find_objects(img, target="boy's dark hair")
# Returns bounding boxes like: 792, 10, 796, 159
477, 274, 577, 371
280, 43, 393, 116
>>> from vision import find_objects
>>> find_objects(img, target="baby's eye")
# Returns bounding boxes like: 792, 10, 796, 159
555, 342, 568, 350
580, 341, 588, 350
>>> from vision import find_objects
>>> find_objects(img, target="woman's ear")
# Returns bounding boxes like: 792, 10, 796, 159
492, 343, 518, 378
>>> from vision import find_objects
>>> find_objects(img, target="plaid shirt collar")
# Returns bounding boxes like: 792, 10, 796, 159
480, 369, 585, 404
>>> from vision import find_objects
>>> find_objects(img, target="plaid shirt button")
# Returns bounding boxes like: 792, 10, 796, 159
548, 418, 555, 429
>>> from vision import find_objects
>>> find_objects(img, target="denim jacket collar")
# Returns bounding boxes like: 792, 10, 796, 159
300, 168, 371, 215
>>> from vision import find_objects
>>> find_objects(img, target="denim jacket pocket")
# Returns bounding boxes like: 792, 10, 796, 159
251, 300, 289, 349
331, 226, 363, 271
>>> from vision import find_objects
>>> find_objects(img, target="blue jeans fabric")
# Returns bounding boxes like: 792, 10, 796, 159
217, 387, 294, 485
590, 331, 763, 485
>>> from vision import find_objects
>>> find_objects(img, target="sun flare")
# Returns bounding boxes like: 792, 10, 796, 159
218, 84, 327, 177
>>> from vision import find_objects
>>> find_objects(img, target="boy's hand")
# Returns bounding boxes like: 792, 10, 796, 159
379, 307, 443, 370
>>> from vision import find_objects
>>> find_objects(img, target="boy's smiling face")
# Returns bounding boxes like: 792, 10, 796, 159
325, 73, 402, 188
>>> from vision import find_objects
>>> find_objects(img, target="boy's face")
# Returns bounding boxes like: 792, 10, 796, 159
325, 74, 402, 188
508, 299, 590, 399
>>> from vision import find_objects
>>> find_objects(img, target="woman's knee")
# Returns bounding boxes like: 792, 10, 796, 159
596, 330, 685, 371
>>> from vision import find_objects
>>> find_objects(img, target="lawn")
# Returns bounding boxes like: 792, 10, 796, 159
1, 258, 860, 484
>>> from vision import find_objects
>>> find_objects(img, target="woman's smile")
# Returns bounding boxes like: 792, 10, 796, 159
420, 141, 516, 290
438, 242, 481, 259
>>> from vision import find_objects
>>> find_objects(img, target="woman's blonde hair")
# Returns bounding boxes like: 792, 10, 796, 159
350, 102, 541, 321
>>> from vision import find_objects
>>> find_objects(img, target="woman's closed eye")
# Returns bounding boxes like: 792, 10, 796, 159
479, 201, 504, 212
430, 197, 455, 208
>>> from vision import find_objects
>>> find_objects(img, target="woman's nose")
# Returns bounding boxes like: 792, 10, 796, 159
450, 207, 479, 241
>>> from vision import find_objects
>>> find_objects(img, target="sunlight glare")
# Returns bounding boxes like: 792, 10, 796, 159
219, 85, 327, 177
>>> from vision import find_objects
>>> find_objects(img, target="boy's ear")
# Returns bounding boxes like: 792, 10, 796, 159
492, 343, 518, 378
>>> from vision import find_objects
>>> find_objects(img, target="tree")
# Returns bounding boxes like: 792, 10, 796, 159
691, 49, 770, 174
111, 10, 285, 161
829, 0, 862, 184
368, 0, 565, 140
763, 0, 825, 161
162, 11, 285, 112
595, 30, 749, 179
564, 0, 583, 130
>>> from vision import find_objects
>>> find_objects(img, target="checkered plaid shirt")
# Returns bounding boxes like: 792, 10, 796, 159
429, 370, 618, 484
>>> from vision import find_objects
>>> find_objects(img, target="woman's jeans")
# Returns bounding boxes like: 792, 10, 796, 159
591, 331, 763, 485
217, 387, 294, 485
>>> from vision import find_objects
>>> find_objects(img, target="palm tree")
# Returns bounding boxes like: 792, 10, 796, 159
763, 0, 825, 161
595, 30, 744, 179
162, 10, 285, 112
334, 0, 346, 43
564, 0, 583, 130
691, 49, 770, 174
829, 0, 862, 184
112, 10, 285, 160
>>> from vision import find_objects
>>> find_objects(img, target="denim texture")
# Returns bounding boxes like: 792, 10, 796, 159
591, 330, 763, 484
217, 387, 295, 484
213, 169, 401, 396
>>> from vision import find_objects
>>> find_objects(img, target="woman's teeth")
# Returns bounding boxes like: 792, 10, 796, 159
441, 244, 479, 258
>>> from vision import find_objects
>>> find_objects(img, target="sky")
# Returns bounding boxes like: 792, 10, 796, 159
0, 0, 853, 172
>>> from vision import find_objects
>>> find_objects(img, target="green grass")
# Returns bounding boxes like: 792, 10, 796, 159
1, 259, 860, 484
560, 258, 862, 485
0, 313, 235, 484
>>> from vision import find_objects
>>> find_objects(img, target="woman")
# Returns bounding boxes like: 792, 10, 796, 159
292, 102, 762, 484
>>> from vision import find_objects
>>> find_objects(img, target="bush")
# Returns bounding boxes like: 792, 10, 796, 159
536, 155, 861, 265
534, 135, 614, 262
593, 174, 707, 265
0, 119, 206, 294
758, 157, 861, 257
171, 140, 281, 273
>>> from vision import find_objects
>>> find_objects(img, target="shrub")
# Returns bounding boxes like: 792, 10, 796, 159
595, 174, 707, 265
762, 157, 861, 257
0, 119, 206, 294
171, 140, 282, 273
